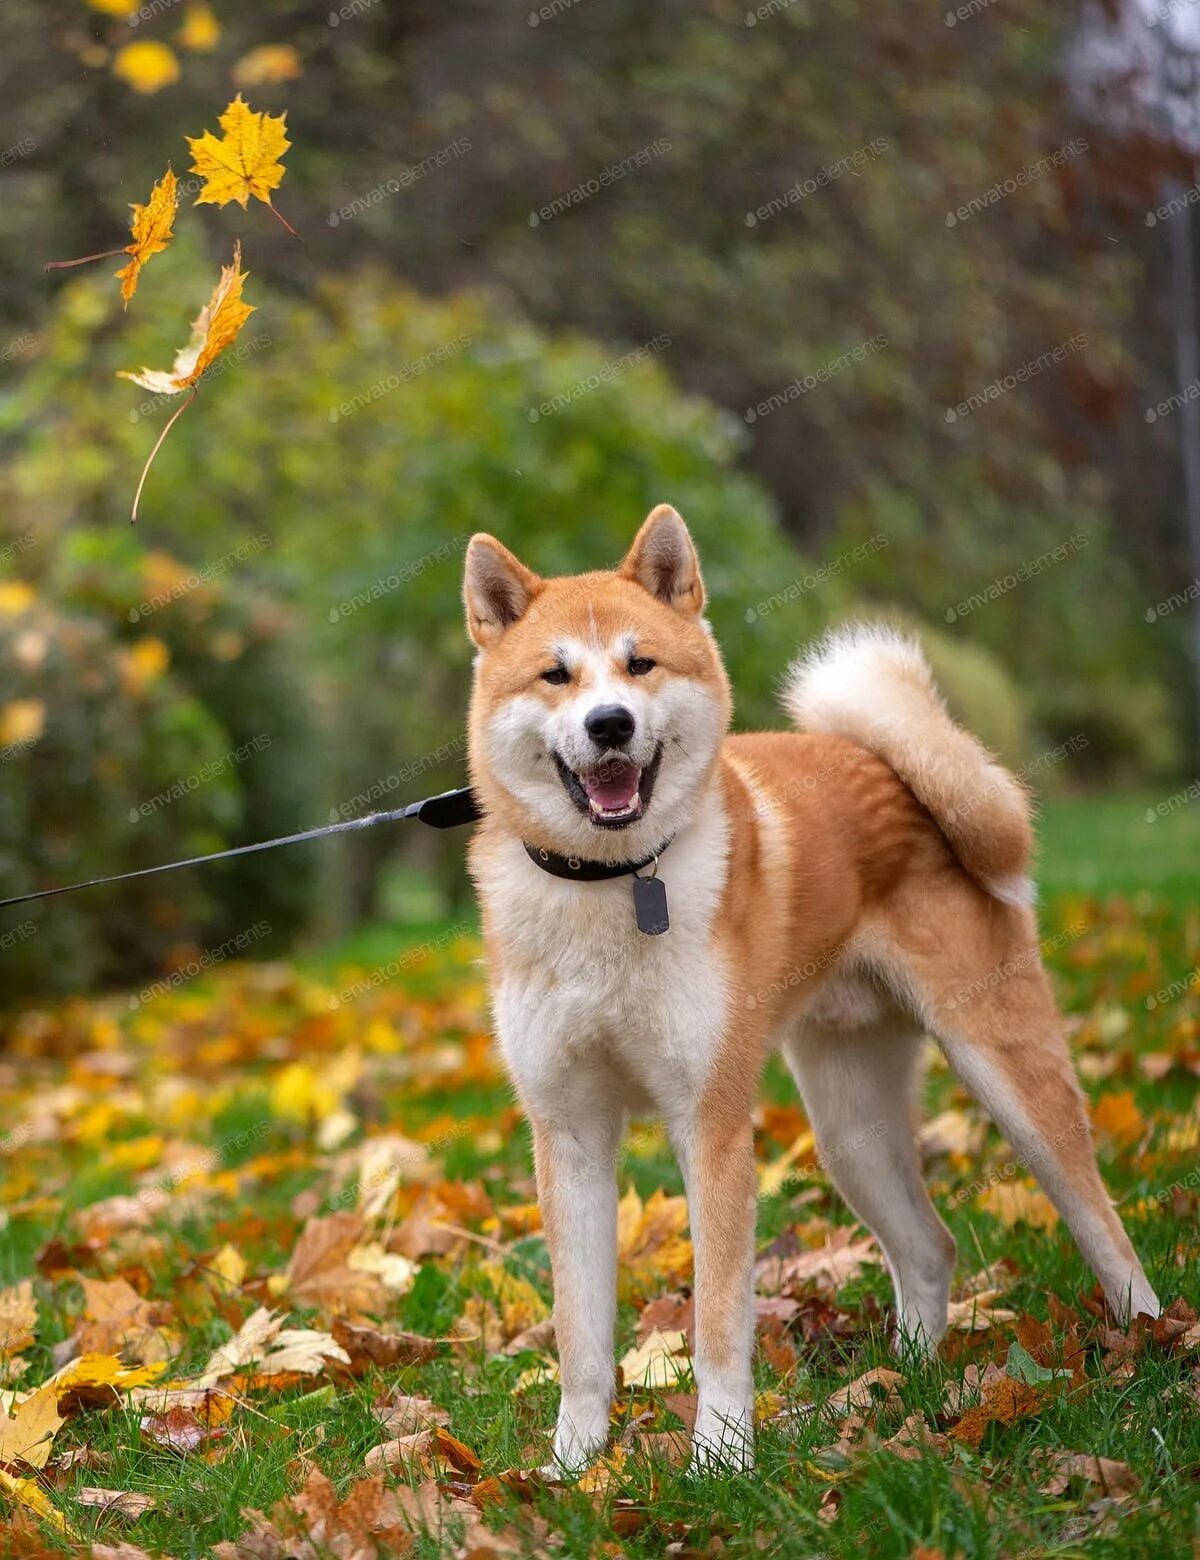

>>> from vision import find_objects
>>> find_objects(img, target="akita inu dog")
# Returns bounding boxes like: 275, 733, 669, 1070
461, 503, 1159, 1473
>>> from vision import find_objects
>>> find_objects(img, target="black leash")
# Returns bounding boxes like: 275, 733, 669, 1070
0, 786, 483, 911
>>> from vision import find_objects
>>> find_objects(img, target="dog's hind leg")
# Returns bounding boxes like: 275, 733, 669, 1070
898, 882, 1160, 1323
783, 1021, 956, 1352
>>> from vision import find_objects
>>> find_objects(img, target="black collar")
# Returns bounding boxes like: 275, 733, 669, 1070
523, 838, 673, 882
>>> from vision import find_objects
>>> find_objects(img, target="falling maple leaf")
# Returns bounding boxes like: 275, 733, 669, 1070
114, 169, 178, 305
120, 241, 254, 399
119, 242, 255, 520
187, 95, 296, 234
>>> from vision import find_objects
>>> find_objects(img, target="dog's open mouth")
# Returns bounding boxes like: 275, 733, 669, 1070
553, 745, 663, 829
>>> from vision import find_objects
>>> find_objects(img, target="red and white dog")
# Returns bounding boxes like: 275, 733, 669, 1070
461, 504, 1159, 1473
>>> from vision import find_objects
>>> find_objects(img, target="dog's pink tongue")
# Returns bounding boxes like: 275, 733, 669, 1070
582, 761, 640, 810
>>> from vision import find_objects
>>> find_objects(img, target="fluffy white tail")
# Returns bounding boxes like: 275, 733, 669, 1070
783, 624, 1034, 906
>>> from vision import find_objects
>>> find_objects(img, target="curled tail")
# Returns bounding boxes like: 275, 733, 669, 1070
783, 624, 1034, 907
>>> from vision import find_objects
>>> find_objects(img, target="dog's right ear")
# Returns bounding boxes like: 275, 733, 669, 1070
463, 534, 543, 647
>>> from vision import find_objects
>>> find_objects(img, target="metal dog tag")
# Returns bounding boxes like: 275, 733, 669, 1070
633, 873, 669, 936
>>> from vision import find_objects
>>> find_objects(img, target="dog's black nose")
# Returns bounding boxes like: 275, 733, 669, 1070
585, 703, 636, 749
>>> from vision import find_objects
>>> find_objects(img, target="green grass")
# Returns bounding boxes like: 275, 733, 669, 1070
2, 795, 1198, 1559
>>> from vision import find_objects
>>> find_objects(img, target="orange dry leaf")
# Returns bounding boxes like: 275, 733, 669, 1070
1092, 1090, 1145, 1147
976, 1179, 1059, 1230
233, 45, 304, 87
948, 1375, 1043, 1447
120, 241, 254, 398
115, 168, 178, 305
187, 95, 291, 217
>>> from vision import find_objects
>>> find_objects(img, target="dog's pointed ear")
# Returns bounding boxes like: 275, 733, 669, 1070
619, 504, 705, 616
464, 534, 543, 647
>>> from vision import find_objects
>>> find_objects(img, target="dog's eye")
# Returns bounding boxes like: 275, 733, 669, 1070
540, 665, 571, 686
628, 656, 656, 677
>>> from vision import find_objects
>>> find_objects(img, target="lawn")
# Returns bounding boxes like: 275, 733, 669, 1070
0, 795, 1197, 1559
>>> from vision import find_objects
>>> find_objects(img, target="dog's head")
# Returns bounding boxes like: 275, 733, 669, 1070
463, 505, 732, 860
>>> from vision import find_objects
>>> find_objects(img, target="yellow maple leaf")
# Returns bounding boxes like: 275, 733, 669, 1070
187, 95, 291, 215
233, 44, 303, 87
113, 41, 181, 95
0, 1386, 62, 1470
179, 2, 221, 52
114, 168, 178, 305
0, 1469, 77, 1539
120, 241, 255, 398
0, 1282, 37, 1358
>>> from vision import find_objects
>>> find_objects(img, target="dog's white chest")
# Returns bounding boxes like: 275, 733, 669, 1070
478, 799, 731, 1109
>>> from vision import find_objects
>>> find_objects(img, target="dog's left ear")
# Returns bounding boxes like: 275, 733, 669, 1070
619, 504, 705, 616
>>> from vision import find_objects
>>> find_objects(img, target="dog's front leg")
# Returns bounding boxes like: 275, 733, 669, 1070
673, 1101, 758, 1472
532, 1096, 623, 1474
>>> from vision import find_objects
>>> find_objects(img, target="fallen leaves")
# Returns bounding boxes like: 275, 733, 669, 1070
192, 1307, 349, 1388
0, 1387, 62, 1470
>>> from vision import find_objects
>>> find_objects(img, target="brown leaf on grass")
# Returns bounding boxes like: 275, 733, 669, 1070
215, 1468, 412, 1560
823, 1367, 904, 1420
77, 1277, 180, 1367
619, 1328, 692, 1389
331, 1319, 439, 1373
140, 1403, 229, 1457
881, 1412, 949, 1461
635, 1291, 695, 1348
755, 1228, 880, 1297
75, 1488, 157, 1518
193, 1307, 349, 1388
504, 1316, 555, 1355
947, 1377, 1043, 1447
363, 1426, 481, 1480
372, 1393, 450, 1438
1036, 1451, 1139, 1500
941, 1360, 1006, 1415
944, 1289, 1018, 1332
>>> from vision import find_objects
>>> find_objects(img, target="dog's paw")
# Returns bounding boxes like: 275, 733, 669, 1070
687, 1400, 755, 1475
544, 1400, 611, 1478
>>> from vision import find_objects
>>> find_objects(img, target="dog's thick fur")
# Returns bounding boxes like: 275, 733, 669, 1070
462, 505, 1159, 1474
